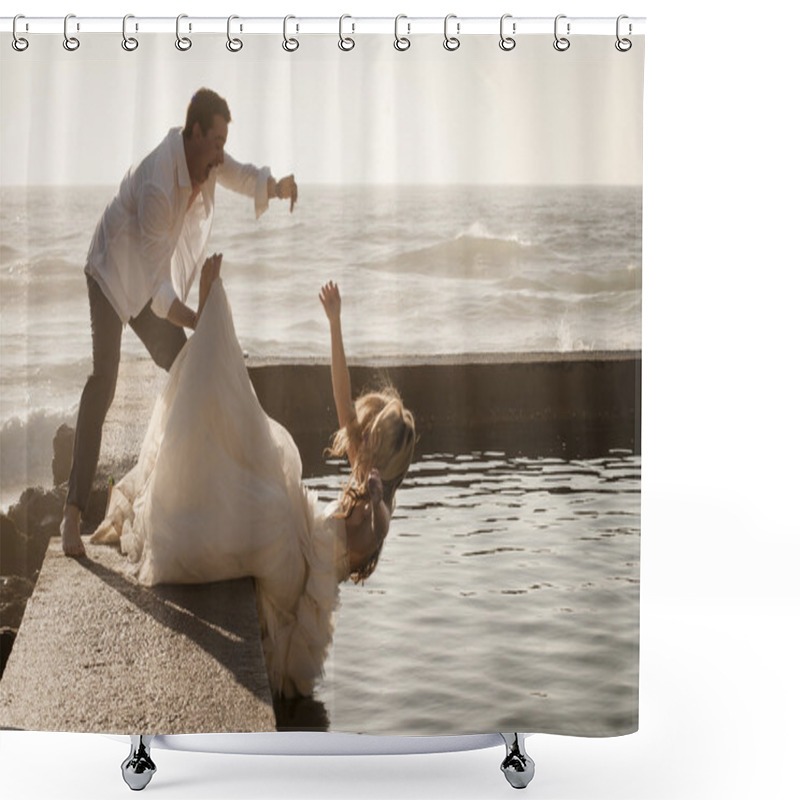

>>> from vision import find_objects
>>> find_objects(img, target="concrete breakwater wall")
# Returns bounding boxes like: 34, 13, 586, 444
247, 351, 642, 474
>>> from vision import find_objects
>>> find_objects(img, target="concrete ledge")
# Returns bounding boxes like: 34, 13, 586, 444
0, 542, 275, 734
248, 351, 642, 472
88, 352, 640, 486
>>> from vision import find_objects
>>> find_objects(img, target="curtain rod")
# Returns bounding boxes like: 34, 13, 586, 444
2, 16, 646, 37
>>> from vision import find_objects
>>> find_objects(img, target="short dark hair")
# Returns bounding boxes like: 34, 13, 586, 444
183, 88, 231, 140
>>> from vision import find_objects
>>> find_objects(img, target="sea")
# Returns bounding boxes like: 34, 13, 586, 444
0, 183, 641, 510
304, 451, 640, 736
0, 183, 641, 735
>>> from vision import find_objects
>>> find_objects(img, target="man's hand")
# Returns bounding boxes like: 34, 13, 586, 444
276, 174, 298, 212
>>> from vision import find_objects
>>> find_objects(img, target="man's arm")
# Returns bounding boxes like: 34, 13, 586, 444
217, 153, 297, 215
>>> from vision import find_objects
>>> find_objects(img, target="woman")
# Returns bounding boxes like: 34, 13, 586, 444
91, 257, 415, 698
318, 279, 416, 583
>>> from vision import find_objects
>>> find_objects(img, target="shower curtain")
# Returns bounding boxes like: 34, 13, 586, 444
0, 21, 643, 739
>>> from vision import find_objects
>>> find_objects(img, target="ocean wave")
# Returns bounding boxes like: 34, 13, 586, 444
548, 264, 642, 295
1, 407, 77, 506
365, 227, 553, 281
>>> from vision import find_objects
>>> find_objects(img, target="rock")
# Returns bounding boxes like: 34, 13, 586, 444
0, 513, 30, 577
7, 487, 66, 577
0, 627, 16, 676
0, 576, 34, 679
8, 487, 64, 538
52, 424, 75, 486
0, 575, 34, 630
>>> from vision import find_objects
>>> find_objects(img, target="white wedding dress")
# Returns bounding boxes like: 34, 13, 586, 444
91, 280, 351, 698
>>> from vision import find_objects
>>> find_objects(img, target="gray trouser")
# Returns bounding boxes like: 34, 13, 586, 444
66, 274, 187, 512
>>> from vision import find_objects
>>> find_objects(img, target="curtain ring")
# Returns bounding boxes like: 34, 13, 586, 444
553, 14, 570, 52
394, 15, 410, 51
226, 15, 243, 52
63, 14, 80, 51
338, 14, 355, 51
443, 14, 460, 51
12, 15, 29, 52
283, 15, 299, 52
176, 14, 192, 51
615, 15, 632, 52
122, 14, 139, 51
499, 14, 516, 51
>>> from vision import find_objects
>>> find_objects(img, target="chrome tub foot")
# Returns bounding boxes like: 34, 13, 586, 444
122, 735, 156, 791
500, 733, 534, 789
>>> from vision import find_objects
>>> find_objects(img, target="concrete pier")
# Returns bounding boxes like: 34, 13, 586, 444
0, 542, 275, 734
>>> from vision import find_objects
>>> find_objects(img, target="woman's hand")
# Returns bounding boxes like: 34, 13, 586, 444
319, 280, 342, 323
198, 252, 223, 319
320, 279, 356, 450
201, 252, 222, 286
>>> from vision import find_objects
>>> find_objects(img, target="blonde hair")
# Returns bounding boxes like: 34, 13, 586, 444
326, 387, 416, 583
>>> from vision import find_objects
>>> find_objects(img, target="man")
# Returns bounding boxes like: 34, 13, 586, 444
61, 88, 297, 557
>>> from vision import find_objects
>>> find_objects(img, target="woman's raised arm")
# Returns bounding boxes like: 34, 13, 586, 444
319, 281, 358, 463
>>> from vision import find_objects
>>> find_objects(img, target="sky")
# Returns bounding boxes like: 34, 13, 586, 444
1, 31, 643, 186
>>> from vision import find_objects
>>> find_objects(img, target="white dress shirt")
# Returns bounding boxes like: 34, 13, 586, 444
85, 127, 271, 322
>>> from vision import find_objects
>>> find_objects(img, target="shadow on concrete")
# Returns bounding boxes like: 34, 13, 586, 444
78, 555, 272, 705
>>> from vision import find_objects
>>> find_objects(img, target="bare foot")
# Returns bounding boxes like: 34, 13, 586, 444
61, 505, 86, 558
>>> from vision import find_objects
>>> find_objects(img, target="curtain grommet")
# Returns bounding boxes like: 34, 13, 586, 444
443, 14, 460, 51
394, 15, 411, 51
175, 14, 192, 51
553, 15, 570, 52
226, 15, 243, 52
499, 14, 516, 51
63, 13, 80, 51
12, 14, 29, 52
615, 15, 632, 52
338, 14, 355, 51
122, 14, 139, 51
282, 15, 299, 52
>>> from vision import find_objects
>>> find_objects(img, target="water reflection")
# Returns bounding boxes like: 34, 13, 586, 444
304, 450, 640, 736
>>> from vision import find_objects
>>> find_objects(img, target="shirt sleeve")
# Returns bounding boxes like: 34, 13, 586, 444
216, 153, 273, 219
151, 280, 178, 319
139, 184, 177, 319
